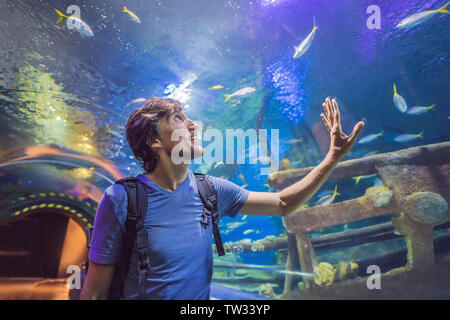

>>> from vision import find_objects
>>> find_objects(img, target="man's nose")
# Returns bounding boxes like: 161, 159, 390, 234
187, 118, 197, 130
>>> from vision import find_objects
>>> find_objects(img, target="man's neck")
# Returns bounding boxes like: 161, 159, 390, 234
145, 153, 188, 192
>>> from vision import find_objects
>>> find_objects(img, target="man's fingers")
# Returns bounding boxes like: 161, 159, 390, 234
322, 103, 333, 129
322, 102, 331, 123
349, 121, 365, 143
326, 98, 334, 125
320, 113, 331, 131
332, 98, 341, 129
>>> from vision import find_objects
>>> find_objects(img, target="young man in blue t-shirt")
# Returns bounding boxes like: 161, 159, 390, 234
80, 97, 364, 299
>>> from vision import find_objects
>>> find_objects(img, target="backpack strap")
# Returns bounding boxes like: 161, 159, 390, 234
194, 173, 225, 256
108, 177, 149, 300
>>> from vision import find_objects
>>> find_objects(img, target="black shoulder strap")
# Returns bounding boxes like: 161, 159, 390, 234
194, 173, 225, 256
108, 177, 149, 300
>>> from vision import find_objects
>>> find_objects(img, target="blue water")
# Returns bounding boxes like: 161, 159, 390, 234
0, 0, 449, 298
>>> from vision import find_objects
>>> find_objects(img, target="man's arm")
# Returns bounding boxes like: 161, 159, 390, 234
79, 261, 115, 300
241, 153, 338, 217
240, 97, 364, 217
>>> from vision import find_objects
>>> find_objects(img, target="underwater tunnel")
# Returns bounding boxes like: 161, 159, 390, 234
0, 0, 449, 300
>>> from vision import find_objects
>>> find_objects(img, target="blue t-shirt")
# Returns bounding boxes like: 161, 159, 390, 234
89, 169, 249, 300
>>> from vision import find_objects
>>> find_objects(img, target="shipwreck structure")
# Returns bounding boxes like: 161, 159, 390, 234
263, 141, 450, 299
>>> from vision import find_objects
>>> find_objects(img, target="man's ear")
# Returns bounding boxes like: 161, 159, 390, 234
147, 138, 162, 152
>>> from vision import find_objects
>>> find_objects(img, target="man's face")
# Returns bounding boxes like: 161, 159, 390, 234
156, 108, 204, 163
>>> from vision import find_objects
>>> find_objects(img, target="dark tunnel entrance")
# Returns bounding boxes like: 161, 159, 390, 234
0, 211, 87, 278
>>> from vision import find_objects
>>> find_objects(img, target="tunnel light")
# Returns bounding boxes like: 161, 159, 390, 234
164, 73, 197, 103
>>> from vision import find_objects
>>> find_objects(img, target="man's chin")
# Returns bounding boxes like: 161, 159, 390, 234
192, 146, 205, 159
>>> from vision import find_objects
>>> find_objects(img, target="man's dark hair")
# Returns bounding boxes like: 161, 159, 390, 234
125, 97, 183, 172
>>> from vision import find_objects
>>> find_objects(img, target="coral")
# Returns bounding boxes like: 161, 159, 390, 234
280, 158, 292, 171
258, 283, 279, 299
313, 262, 335, 286
335, 261, 359, 281
365, 185, 393, 208
312, 261, 359, 286
404, 192, 448, 225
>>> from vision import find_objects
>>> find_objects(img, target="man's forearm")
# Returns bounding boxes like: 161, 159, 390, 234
279, 153, 339, 214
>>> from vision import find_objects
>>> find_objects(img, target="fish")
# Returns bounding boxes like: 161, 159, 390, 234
107, 129, 123, 140
238, 174, 248, 188
126, 97, 147, 107
395, 2, 449, 29
226, 221, 246, 231
357, 131, 384, 144
122, 6, 141, 23
224, 87, 256, 102
208, 85, 224, 90
352, 173, 378, 184
293, 17, 318, 59
316, 190, 333, 198
316, 185, 340, 207
394, 131, 423, 143
283, 138, 303, 145
393, 84, 408, 113
241, 215, 248, 220
406, 105, 435, 115
54, 8, 94, 37
213, 161, 225, 169
243, 229, 260, 235
255, 155, 272, 164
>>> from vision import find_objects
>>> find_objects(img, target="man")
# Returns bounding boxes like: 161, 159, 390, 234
80, 97, 364, 300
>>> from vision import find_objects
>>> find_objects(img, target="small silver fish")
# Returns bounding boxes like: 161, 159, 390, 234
122, 6, 141, 23
352, 173, 378, 184
243, 229, 258, 235
394, 131, 423, 143
224, 87, 256, 102
284, 138, 303, 145
316, 190, 333, 198
226, 221, 246, 231
393, 84, 408, 113
395, 2, 449, 29
358, 131, 384, 144
316, 185, 340, 206
406, 105, 435, 115
293, 17, 318, 59
55, 8, 94, 37
255, 155, 272, 164
126, 97, 147, 107
208, 85, 224, 90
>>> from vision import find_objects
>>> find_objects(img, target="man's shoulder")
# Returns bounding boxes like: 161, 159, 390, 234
103, 181, 128, 201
